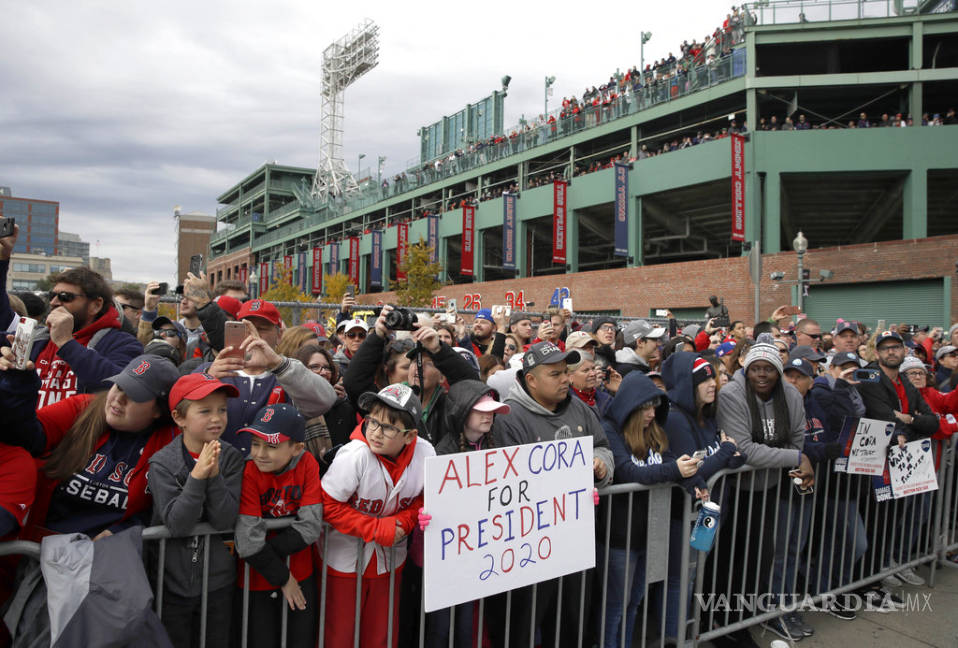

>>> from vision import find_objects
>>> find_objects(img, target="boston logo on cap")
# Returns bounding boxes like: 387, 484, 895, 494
133, 361, 151, 376
249, 300, 262, 311
381, 383, 412, 406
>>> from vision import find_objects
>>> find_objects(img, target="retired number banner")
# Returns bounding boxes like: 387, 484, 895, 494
613, 162, 629, 257
553, 180, 567, 264
731, 133, 745, 242
328, 241, 339, 277
298, 251, 307, 293
311, 246, 323, 295
423, 439, 595, 612
461, 205, 475, 276
259, 262, 269, 295
427, 213, 440, 264
502, 193, 517, 271
283, 255, 292, 285
348, 237, 360, 287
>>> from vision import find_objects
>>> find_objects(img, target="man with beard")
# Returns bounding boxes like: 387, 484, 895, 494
0, 226, 141, 407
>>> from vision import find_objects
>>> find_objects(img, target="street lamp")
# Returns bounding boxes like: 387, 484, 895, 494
640, 31, 652, 75
357, 153, 366, 179
793, 230, 809, 311
544, 75, 556, 117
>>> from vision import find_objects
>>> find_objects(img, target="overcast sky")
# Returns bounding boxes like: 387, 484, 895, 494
0, 1, 728, 283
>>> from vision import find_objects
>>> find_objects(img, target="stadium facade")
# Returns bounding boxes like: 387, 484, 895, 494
208, 1, 958, 328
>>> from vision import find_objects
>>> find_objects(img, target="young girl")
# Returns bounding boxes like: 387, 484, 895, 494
148, 373, 244, 648
598, 371, 700, 648
422, 380, 510, 647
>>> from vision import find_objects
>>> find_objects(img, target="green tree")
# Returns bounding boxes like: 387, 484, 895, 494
394, 237, 442, 307
261, 265, 319, 324
323, 271, 350, 305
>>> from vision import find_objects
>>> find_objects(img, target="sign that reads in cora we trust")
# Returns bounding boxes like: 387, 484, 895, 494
834, 417, 894, 476
422, 439, 595, 613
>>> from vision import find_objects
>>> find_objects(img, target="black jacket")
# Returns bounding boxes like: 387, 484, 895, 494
343, 333, 479, 446
856, 363, 938, 441
196, 300, 230, 353
435, 380, 501, 455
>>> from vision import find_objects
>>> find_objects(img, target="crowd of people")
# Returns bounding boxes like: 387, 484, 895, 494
757, 108, 958, 131
1, 216, 957, 648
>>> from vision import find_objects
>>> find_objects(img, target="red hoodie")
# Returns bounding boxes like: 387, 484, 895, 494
919, 386, 958, 470
34, 305, 122, 408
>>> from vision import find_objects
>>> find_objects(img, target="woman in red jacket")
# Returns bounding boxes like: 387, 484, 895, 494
0, 350, 180, 540
900, 356, 958, 466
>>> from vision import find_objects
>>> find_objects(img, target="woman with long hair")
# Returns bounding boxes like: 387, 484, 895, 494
295, 343, 357, 453
597, 371, 700, 648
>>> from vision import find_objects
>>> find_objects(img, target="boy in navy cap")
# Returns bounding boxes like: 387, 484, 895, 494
234, 404, 323, 648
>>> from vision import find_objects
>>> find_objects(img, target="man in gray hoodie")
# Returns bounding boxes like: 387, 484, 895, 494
491, 341, 613, 648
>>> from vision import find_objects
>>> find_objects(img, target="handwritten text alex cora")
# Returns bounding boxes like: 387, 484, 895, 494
423, 439, 595, 612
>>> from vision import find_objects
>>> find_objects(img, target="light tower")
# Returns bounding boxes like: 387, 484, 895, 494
310, 19, 380, 201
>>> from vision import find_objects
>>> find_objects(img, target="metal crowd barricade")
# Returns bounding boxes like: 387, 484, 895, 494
1, 436, 954, 647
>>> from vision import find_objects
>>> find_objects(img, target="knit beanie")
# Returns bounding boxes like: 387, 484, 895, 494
744, 333, 784, 374
691, 356, 716, 387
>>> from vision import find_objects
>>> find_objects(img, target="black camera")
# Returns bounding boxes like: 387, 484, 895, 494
384, 307, 418, 331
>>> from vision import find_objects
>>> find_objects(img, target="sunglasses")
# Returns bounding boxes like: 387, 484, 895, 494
154, 329, 180, 339
48, 290, 85, 303
119, 303, 142, 313
801, 332, 822, 339
345, 331, 367, 339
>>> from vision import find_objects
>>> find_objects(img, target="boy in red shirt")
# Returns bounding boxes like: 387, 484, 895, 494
234, 404, 323, 647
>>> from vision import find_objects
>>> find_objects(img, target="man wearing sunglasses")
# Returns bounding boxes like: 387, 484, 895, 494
0, 225, 141, 407
794, 317, 823, 351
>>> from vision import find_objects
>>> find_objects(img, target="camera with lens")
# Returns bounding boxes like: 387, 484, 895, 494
384, 307, 418, 331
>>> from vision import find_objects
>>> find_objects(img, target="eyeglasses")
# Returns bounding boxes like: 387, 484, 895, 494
365, 416, 412, 440
308, 363, 332, 375
904, 370, 926, 379
153, 329, 180, 339
597, 325, 616, 333
942, 352, 958, 359
505, 344, 518, 352
48, 290, 85, 303
119, 303, 142, 313
345, 331, 367, 339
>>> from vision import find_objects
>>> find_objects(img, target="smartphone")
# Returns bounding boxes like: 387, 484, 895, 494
691, 449, 708, 461
877, 319, 886, 333
149, 282, 169, 296
0, 217, 14, 238
561, 298, 573, 313
655, 309, 668, 317
222, 321, 247, 359
785, 305, 802, 316
503, 305, 512, 318
790, 475, 814, 496
189, 254, 204, 276
492, 305, 504, 318
346, 285, 355, 298
174, 284, 184, 295
12, 316, 37, 370
444, 300, 457, 324
853, 368, 881, 383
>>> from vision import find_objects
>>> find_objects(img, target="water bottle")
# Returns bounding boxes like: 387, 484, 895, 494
689, 502, 721, 552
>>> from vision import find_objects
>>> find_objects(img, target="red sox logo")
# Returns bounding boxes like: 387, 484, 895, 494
261, 407, 275, 422
249, 300, 262, 311
133, 361, 150, 375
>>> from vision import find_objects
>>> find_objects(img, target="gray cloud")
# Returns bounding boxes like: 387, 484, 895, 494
0, 0, 727, 282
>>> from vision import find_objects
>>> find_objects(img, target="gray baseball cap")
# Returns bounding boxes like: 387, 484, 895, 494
623, 320, 666, 345
105, 354, 180, 403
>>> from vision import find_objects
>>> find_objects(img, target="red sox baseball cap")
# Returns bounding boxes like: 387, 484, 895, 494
237, 299, 282, 327
237, 403, 306, 444
168, 373, 240, 411
105, 354, 180, 403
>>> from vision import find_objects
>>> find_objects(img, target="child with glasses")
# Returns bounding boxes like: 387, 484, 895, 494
321, 383, 436, 647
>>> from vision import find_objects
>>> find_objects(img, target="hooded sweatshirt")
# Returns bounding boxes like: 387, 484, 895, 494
31, 304, 143, 408
614, 346, 650, 377
661, 352, 744, 495
493, 375, 614, 488
436, 380, 501, 455
716, 370, 806, 491
601, 372, 681, 549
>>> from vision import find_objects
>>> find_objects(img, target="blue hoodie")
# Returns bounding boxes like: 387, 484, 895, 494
600, 371, 681, 549
661, 353, 744, 495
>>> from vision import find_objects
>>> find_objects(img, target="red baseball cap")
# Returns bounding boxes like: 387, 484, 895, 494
169, 373, 239, 411
214, 295, 242, 319
237, 299, 282, 326
303, 321, 327, 337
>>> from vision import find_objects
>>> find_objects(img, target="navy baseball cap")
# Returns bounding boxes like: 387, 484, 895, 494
789, 345, 827, 363
834, 320, 858, 336
832, 351, 863, 368
238, 403, 305, 444
521, 341, 580, 373
876, 330, 904, 347
105, 354, 180, 403
784, 357, 815, 377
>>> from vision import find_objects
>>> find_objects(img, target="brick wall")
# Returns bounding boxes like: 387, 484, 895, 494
358, 235, 958, 324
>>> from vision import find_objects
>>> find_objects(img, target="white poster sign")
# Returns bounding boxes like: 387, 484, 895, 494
887, 439, 939, 499
423, 439, 595, 613
834, 417, 894, 476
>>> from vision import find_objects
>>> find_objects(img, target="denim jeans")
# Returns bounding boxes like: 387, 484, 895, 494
771, 494, 813, 597
597, 546, 647, 648
815, 496, 869, 591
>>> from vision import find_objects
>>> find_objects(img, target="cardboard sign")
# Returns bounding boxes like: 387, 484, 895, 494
887, 439, 938, 499
423, 439, 595, 613
833, 417, 894, 476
